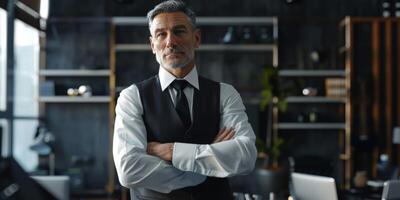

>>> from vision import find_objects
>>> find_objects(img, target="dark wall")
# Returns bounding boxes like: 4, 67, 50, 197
50, 0, 382, 17
45, 0, 382, 190
48, 0, 382, 69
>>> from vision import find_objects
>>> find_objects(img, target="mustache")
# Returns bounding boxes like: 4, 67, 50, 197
164, 47, 184, 54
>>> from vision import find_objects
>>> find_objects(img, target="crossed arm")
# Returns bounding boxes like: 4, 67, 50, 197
146, 127, 236, 161
113, 84, 257, 193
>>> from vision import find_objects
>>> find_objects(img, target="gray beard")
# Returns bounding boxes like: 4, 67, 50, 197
156, 53, 193, 69
169, 61, 189, 69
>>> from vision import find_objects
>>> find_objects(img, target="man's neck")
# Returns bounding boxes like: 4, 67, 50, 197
164, 64, 195, 78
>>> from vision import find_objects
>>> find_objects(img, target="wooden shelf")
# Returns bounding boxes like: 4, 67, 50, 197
39, 69, 110, 77
115, 44, 150, 52
279, 70, 346, 77
39, 96, 111, 103
197, 17, 277, 25
340, 154, 350, 160
199, 44, 275, 51
115, 44, 276, 52
111, 16, 278, 26
286, 96, 346, 103
277, 123, 346, 130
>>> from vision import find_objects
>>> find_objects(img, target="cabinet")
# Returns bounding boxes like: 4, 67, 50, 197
339, 17, 400, 185
274, 66, 351, 188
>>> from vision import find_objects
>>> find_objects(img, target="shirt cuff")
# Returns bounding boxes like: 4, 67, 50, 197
172, 142, 197, 172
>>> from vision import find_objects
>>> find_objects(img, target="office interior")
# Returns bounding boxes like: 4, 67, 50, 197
0, 0, 400, 199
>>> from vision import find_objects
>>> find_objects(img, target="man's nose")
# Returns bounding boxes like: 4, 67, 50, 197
166, 33, 178, 48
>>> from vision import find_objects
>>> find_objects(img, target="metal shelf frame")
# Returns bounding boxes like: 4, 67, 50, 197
38, 96, 111, 103
39, 69, 110, 77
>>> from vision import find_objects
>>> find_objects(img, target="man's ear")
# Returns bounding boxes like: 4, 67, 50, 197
194, 29, 201, 48
149, 36, 156, 54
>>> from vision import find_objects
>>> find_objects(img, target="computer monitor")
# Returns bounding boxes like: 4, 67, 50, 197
382, 180, 400, 200
291, 172, 338, 200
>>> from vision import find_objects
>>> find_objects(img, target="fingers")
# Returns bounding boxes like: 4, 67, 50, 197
147, 142, 173, 161
213, 127, 235, 143
213, 127, 227, 143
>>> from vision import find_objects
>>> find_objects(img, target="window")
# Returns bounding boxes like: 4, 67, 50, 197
13, 18, 40, 171
0, 8, 6, 111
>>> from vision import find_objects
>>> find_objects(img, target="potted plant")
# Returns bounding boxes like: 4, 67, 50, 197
258, 67, 288, 169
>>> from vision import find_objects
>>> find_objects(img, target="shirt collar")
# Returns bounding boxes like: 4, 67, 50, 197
159, 66, 200, 91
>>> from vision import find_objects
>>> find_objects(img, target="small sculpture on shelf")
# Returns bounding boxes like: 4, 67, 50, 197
30, 124, 56, 175
67, 85, 92, 97
221, 26, 238, 44
302, 87, 318, 97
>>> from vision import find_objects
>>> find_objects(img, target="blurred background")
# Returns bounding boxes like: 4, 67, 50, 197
1, 0, 400, 199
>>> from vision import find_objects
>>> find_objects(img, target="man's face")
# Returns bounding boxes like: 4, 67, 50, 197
149, 12, 200, 70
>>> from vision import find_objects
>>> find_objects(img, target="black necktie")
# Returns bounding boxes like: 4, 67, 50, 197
171, 80, 191, 129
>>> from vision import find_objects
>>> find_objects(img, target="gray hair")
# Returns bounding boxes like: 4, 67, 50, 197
147, 0, 197, 30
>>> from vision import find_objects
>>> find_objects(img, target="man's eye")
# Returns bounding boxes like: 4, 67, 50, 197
174, 30, 186, 35
156, 32, 166, 38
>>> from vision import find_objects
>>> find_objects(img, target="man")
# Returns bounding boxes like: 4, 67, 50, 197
113, 0, 257, 199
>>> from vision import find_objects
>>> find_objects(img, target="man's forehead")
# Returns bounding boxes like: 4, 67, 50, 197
151, 12, 192, 30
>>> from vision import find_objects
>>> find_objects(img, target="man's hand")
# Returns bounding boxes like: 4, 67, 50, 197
213, 127, 235, 143
147, 142, 174, 161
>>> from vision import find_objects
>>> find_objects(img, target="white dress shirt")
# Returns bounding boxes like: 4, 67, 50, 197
113, 66, 257, 193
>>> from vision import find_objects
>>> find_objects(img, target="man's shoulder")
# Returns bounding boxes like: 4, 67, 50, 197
199, 76, 237, 92
198, 75, 220, 87
119, 76, 158, 97
135, 76, 158, 89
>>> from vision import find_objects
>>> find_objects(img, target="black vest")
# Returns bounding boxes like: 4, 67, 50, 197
132, 75, 233, 200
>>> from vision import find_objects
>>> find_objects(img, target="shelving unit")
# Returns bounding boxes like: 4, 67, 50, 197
274, 66, 351, 188
38, 69, 112, 103
38, 19, 115, 196
338, 17, 400, 187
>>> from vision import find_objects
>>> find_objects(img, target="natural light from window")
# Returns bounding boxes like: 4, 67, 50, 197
0, 8, 6, 111
40, 0, 49, 19
13, 18, 40, 172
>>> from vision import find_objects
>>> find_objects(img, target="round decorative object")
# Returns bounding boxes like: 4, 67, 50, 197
67, 88, 79, 96
78, 85, 92, 97
302, 87, 318, 96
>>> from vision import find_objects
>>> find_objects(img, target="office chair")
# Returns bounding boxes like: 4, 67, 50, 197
382, 180, 400, 200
